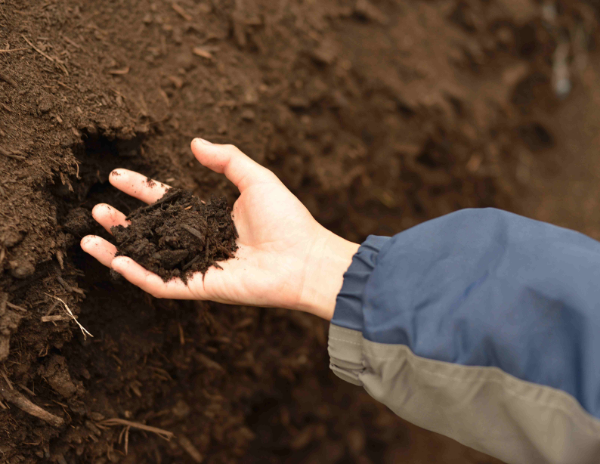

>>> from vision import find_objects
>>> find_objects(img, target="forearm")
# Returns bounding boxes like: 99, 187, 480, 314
329, 208, 600, 464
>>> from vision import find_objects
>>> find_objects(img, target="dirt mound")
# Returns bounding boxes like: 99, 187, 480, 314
0, 0, 596, 462
113, 188, 237, 282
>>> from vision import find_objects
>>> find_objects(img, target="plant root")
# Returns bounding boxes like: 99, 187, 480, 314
101, 418, 174, 442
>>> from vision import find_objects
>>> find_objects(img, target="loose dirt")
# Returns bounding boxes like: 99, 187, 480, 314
1, 0, 598, 463
113, 188, 237, 282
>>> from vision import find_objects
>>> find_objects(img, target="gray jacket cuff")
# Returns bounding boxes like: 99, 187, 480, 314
328, 325, 364, 386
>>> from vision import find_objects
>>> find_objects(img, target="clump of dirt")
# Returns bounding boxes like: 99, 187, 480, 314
112, 188, 237, 282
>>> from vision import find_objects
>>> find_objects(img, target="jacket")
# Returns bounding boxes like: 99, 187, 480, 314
329, 208, 600, 464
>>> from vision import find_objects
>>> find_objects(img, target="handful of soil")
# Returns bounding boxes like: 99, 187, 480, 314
111, 188, 238, 282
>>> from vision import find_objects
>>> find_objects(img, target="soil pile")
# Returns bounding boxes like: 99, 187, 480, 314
112, 188, 237, 282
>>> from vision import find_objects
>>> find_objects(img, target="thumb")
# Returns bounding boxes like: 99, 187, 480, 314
191, 139, 278, 192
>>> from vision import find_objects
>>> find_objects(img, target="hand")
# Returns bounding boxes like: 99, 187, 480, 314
81, 139, 359, 320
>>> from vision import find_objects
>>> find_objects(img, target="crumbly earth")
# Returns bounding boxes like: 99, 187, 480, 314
1, 0, 598, 463
112, 189, 238, 282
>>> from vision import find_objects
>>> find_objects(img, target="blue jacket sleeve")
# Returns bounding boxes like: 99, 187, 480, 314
328, 208, 600, 464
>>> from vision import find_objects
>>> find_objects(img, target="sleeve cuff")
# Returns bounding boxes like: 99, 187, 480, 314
328, 325, 364, 386
331, 235, 390, 332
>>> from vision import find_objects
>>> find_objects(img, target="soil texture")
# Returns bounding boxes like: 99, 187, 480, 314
1, 0, 599, 463
112, 188, 237, 282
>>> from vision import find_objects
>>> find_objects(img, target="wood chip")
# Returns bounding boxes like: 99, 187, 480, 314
6, 302, 26, 312
0, 48, 27, 53
192, 47, 213, 60
61, 34, 83, 50
21, 35, 64, 64
178, 436, 203, 463
171, 2, 192, 21
0, 379, 64, 427
181, 224, 205, 241
0, 146, 26, 160
42, 315, 68, 323
0, 72, 17, 88
108, 66, 130, 75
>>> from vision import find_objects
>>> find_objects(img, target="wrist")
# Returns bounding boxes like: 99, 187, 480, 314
296, 229, 360, 320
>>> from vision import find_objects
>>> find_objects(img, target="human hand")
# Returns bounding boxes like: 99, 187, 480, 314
81, 139, 359, 320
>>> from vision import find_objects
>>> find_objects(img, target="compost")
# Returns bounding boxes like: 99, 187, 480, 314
1, 0, 597, 463
112, 189, 237, 282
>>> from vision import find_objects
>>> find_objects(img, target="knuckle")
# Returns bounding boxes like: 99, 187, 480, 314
149, 288, 163, 299
224, 144, 242, 156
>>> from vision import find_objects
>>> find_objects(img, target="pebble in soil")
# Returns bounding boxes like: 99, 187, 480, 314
111, 187, 238, 282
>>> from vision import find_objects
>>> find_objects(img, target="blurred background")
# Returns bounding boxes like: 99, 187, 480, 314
1, 0, 598, 462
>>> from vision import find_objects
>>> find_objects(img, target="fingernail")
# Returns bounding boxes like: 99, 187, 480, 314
194, 138, 212, 145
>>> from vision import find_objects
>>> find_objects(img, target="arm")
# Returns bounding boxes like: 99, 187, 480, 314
330, 208, 600, 464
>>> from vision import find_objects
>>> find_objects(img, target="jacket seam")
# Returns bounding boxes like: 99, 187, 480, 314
329, 337, 362, 346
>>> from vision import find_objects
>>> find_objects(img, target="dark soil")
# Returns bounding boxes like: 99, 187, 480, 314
112, 189, 237, 282
1, 0, 599, 463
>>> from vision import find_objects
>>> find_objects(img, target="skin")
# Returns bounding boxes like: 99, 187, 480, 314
81, 139, 359, 321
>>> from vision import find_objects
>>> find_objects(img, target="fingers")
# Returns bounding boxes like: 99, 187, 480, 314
109, 169, 171, 204
80, 236, 118, 267
191, 138, 279, 192
81, 237, 197, 299
92, 204, 129, 234
111, 257, 194, 299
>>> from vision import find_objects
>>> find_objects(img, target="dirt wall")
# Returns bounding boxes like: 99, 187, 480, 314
0, 0, 596, 462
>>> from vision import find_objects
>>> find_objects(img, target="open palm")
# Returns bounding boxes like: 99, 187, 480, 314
82, 139, 358, 320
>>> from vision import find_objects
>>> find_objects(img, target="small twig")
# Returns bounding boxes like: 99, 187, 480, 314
18, 384, 36, 397
1, 370, 13, 390
42, 315, 68, 323
0, 146, 26, 160
21, 35, 64, 64
181, 224, 205, 242
0, 293, 6, 316
178, 435, 204, 463
0, 379, 64, 427
6, 302, 27, 313
126, 189, 179, 220
216, 243, 233, 259
44, 294, 93, 339
0, 48, 27, 53
171, 2, 192, 21
56, 81, 75, 92
0, 72, 17, 88
125, 426, 130, 454
61, 34, 83, 50
182, 255, 201, 271
101, 418, 174, 441
56, 276, 85, 296
108, 66, 130, 75
44, 301, 59, 317
192, 47, 213, 60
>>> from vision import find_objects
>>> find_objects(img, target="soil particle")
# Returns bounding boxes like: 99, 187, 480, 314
62, 207, 93, 237
0, 229, 24, 248
0, 293, 22, 362
8, 258, 36, 279
38, 355, 80, 399
112, 188, 237, 282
